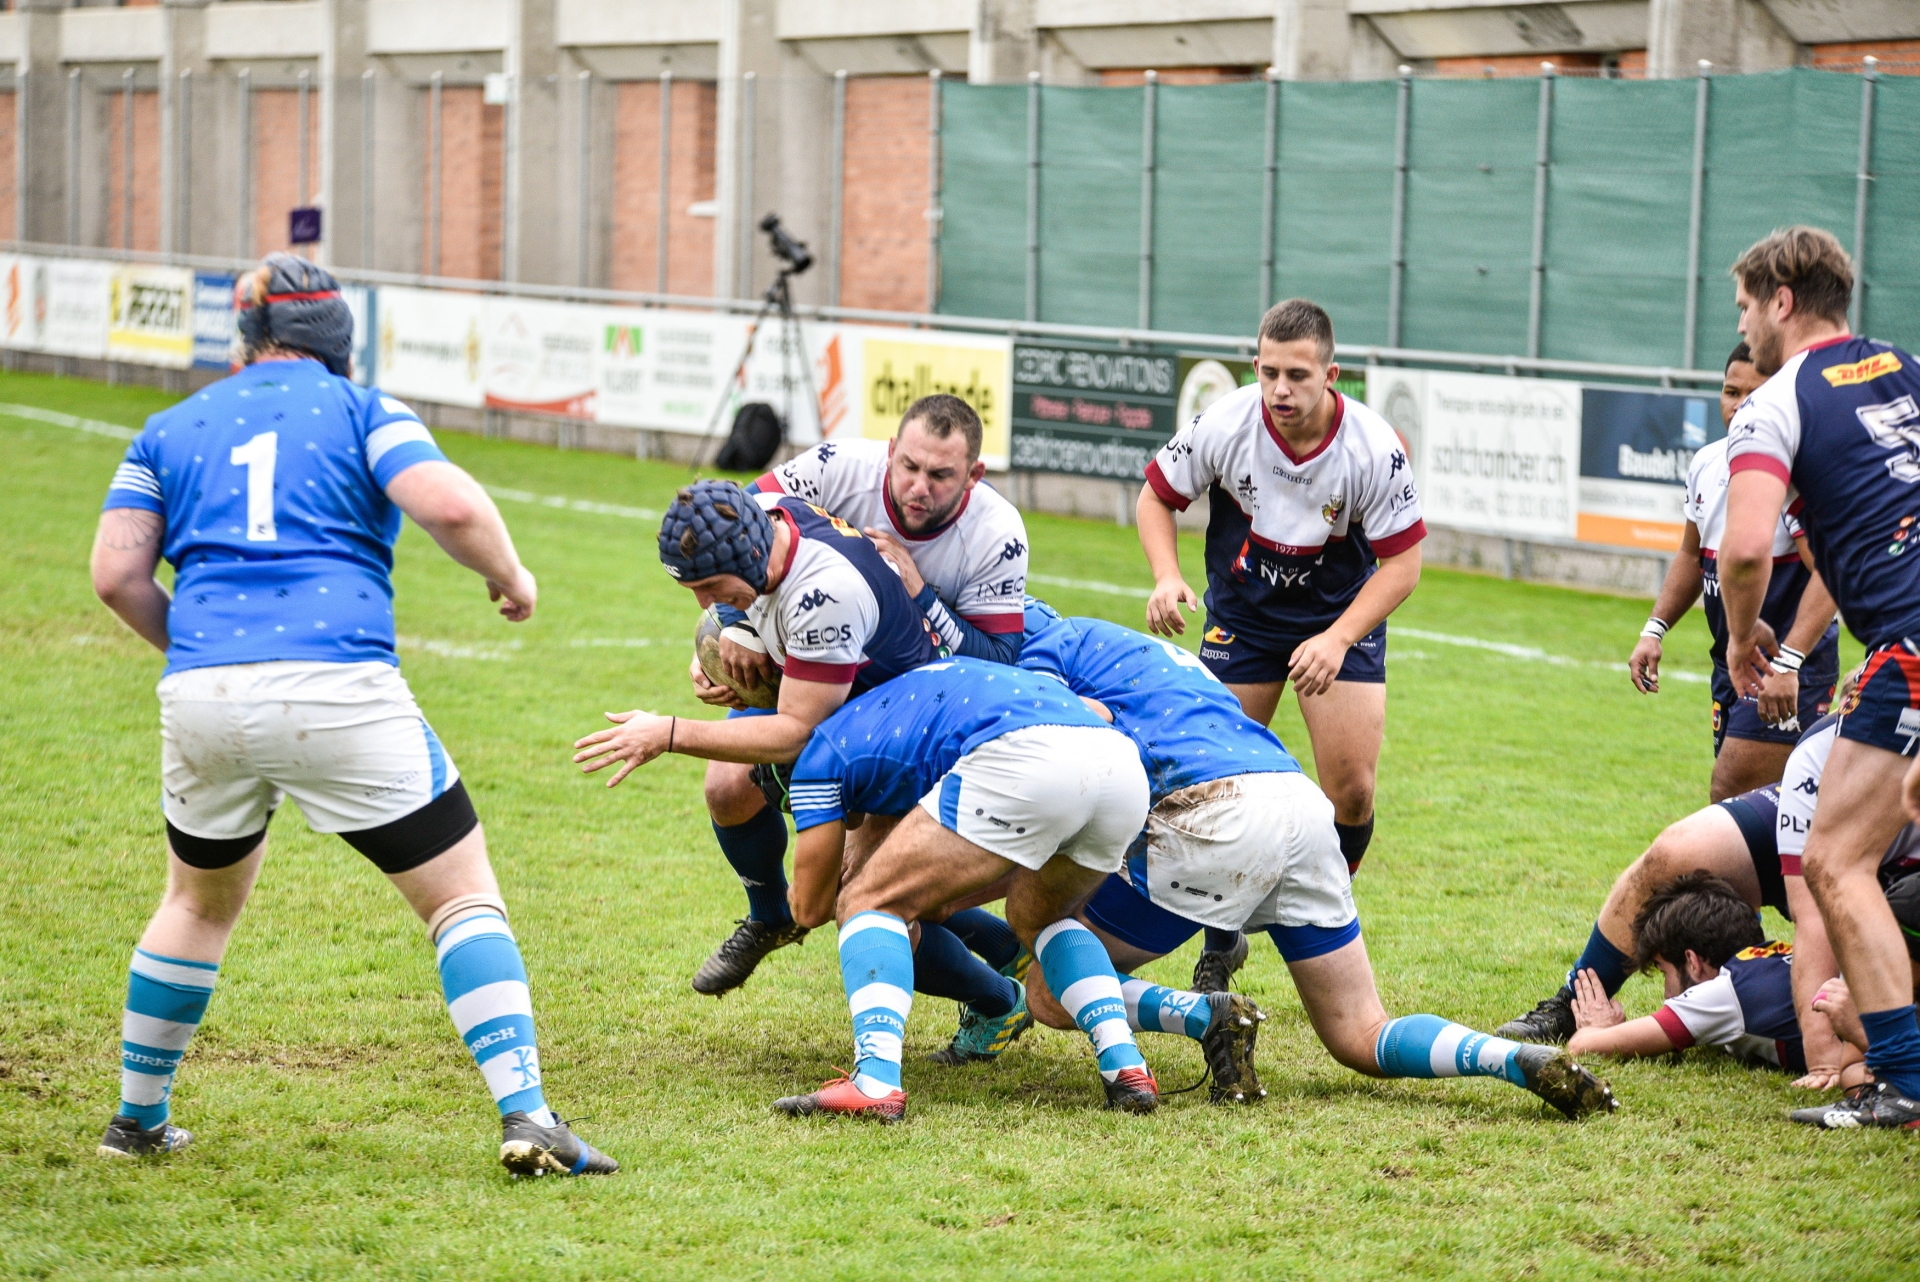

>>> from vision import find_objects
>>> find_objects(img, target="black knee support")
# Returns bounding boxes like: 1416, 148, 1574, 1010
167, 820, 269, 870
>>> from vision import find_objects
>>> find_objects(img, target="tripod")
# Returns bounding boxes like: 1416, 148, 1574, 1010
694, 264, 825, 473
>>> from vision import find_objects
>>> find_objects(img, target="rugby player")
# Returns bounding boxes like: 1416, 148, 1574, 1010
1567, 873, 1858, 1080
1801, 872, 1920, 1120
1720, 225, 1920, 1128
768, 659, 1157, 1120
1627, 341, 1839, 801
1137, 299, 1424, 991
574, 479, 939, 995
1007, 608, 1615, 1120
89, 255, 615, 1176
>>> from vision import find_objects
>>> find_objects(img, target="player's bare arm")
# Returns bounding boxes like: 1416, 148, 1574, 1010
573, 674, 850, 786
91, 508, 171, 652
1564, 968, 1680, 1058
1137, 484, 1198, 636
1759, 551, 1837, 724
1785, 874, 1850, 1088
1718, 469, 1789, 698
1289, 544, 1421, 699
1631, 521, 1705, 694
385, 460, 536, 621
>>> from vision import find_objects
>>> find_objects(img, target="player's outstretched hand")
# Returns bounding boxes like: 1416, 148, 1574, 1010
573, 710, 671, 788
862, 527, 926, 598
1628, 635, 1662, 694
1569, 968, 1624, 1031
1287, 632, 1348, 699
689, 654, 750, 711
1146, 577, 1200, 637
487, 566, 537, 622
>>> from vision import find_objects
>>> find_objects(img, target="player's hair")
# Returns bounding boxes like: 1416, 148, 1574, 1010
900, 394, 983, 462
1730, 227, 1853, 326
1631, 871, 1766, 973
1725, 341, 1753, 372
1258, 299, 1335, 365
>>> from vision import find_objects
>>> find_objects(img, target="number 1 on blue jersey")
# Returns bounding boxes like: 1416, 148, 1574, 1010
230, 431, 278, 542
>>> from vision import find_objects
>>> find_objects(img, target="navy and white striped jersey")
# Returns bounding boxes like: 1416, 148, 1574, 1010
1652, 943, 1804, 1073
786, 659, 1107, 831
100, 358, 446, 674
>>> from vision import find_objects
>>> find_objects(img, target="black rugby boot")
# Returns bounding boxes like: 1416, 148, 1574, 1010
1495, 986, 1577, 1044
692, 918, 809, 996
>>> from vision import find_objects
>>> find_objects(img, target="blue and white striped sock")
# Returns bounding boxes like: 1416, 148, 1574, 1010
118, 948, 218, 1127
840, 912, 915, 1099
1037, 920, 1145, 1081
1374, 1014, 1528, 1086
1119, 976, 1211, 1041
436, 911, 555, 1126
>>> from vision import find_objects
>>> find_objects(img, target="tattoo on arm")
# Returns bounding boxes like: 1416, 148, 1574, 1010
100, 508, 163, 552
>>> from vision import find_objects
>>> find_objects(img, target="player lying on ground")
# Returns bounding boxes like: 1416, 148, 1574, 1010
1000, 607, 1614, 1121
765, 659, 1159, 1120
1566, 872, 1861, 1082
1797, 871, 1920, 1125
1627, 341, 1839, 802
1497, 710, 1851, 1087
1137, 300, 1425, 995
1722, 225, 1920, 1129
90, 254, 614, 1176
587, 479, 939, 996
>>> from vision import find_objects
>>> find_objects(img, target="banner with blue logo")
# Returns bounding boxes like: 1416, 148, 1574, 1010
191, 272, 236, 370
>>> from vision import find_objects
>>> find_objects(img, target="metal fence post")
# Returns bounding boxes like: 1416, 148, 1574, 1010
657, 70, 672, 292
1387, 66, 1411, 349
1850, 56, 1878, 335
1261, 67, 1278, 311
122, 69, 134, 251
177, 69, 192, 254
576, 70, 592, 287
1137, 70, 1157, 330
829, 69, 846, 308
926, 69, 943, 313
1025, 70, 1040, 322
738, 70, 756, 299
428, 71, 443, 276
362, 68, 375, 268
1682, 60, 1711, 371
1527, 62, 1554, 360
65, 69, 80, 247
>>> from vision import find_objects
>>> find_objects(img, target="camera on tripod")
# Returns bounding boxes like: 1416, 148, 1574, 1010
759, 213, 813, 276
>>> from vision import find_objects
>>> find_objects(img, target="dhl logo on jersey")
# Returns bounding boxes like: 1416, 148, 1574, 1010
805, 502, 864, 539
1733, 941, 1793, 962
1822, 351, 1902, 387
1204, 626, 1235, 644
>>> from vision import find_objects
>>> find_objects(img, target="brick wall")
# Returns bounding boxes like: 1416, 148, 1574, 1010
0, 93, 13, 243
249, 88, 321, 255
610, 78, 716, 295
1097, 68, 1261, 85
840, 75, 930, 313
1811, 40, 1920, 74
420, 87, 503, 280
105, 89, 161, 252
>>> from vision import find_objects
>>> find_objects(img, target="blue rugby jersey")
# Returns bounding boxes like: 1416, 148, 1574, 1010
786, 659, 1108, 831
101, 358, 446, 674
1017, 607, 1301, 802
1727, 337, 1920, 650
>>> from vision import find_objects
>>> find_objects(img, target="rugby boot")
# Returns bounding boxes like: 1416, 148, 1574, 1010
927, 980, 1034, 1066
498, 1111, 619, 1178
691, 918, 809, 996
1494, 986, 1577, 1045
1102, 1064, 1161, 1115
97, 1114, 192, 1159
773, 1074, 907, 1124
1789, 1082, 1920, 1131
1201, 992, 1268, 1105
1002, 946, 1035, 986
1512, 1045, 1618, 1120
1191, 931, 1249, 995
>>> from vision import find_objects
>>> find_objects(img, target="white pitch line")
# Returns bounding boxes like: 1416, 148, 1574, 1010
0, 402, 140, 441
483, 485, 659, 522
396, 634, 518, 661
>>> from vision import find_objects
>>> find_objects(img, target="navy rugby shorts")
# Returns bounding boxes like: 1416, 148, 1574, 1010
1196, 618, 1387, 686
1838, 640, 1920, 757
1714, 783, 1791, 918
1711, 663, 1837, 755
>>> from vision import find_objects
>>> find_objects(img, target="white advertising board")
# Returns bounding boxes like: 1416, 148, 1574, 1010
0, 256, 46, 352
482, 296, 601, 419
41, 258, 113, 359
375, 286, 484, 408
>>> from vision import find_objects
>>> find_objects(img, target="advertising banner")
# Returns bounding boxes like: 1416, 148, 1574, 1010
851, 328, 1010, 471
375, 285, 484, 407
482, 296, 600, 419
108, 264, 194, 368
1576, 385, 1721, 552
41, 258, 113, 359
1009, 343, 1178, 479
192, 272, 236, 370
593, 307, 752, 437
342, 284, 375, 386
1368, 367, 1580, 541
0, 255, 46, 351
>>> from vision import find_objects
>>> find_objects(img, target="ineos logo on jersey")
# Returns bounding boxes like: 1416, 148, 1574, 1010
794, 589, 839, 612
1387, 483, 1417, 513
794, 624, 854, 648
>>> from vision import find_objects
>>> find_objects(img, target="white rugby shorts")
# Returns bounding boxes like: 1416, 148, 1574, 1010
1142, 771, 1354, 933
917, 723, 1148, 873
158, 660, 459, 839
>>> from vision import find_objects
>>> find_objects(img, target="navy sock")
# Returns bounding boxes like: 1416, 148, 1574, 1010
1860, 1004, 1920, 1099
712, 806, 791, 924
1203, 927, 1242, 953
1565, 924, 1632, 997
1334, 817, 1374, 875
914, 922, 1016, 1017
943, 908, 1021, 972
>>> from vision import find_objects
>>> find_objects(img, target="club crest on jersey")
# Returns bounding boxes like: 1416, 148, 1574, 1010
1823, 351, 1902, 387
1204, 626, 1235, 644
804, 502, 863, 538
1321, 494, 1346, 526
1734, 941, 1793, 961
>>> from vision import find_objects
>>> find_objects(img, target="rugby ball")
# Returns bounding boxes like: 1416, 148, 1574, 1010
694, 606, 781, 709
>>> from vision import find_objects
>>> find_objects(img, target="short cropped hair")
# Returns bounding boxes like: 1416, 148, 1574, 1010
1258, 299, 1335, 365
1725, 341, 1753, 372
1730, 227, 1853, 326
1631, 871, 1765, 974
900, 394, 983, 462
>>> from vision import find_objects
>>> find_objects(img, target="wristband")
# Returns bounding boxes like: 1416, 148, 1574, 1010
1640, 617, 1669, 641
1773, 645, 1805, 674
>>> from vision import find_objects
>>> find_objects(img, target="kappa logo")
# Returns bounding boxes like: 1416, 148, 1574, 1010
817, 443, 837, 462
1823, 351, 1902, 387
794, 588, 839, 611
1792, 773, 1820, 796
1389, 449, 1407, 476
509, 1047, 541, 1089
999, 539, 1027, 563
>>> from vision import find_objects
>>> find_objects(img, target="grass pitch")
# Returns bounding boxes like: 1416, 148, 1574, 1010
0, 368, 1914, 1280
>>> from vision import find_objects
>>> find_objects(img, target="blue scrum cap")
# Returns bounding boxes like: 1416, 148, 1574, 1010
235, 253, 353, 377
658, 480, 775, 590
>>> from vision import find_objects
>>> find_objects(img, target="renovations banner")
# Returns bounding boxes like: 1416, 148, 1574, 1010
1010, 343, 1178, 479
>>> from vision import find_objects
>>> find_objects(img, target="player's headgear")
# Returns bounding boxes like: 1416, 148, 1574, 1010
1886, 872, 1920, 963
658, 480, 775, 589
236, 253, 354, 377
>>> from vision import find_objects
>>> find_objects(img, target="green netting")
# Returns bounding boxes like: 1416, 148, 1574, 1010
938, 68, 1920, 370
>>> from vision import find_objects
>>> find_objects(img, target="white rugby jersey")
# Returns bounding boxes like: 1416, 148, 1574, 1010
1776, 712, 1920, 879
756, 437, 1028, 645
1684, 438, 1801, 560
1145, 384, 1425, 642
